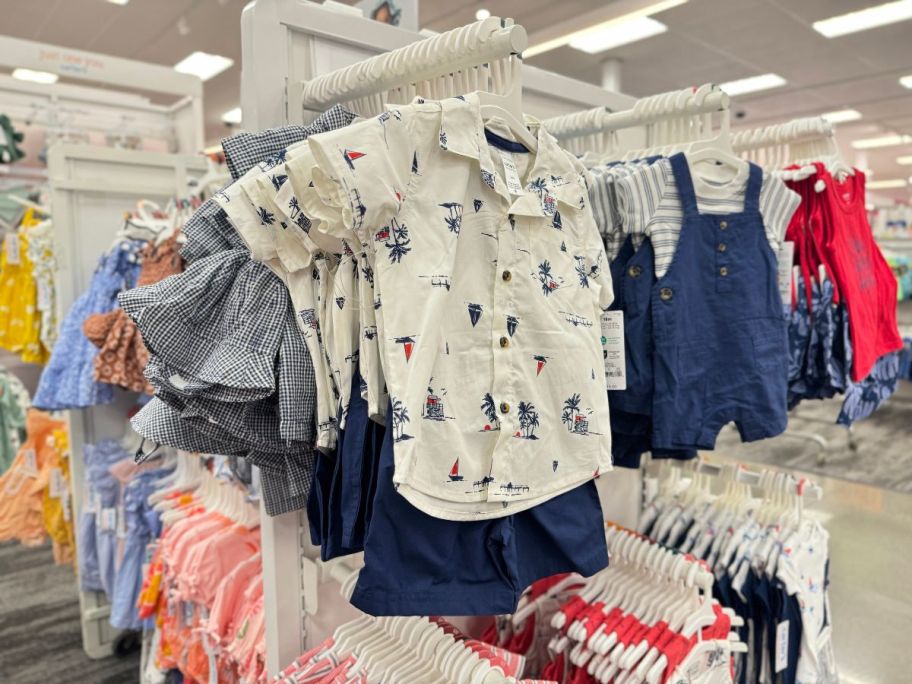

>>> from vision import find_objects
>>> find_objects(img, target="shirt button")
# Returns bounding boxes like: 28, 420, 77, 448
499, 402, 510, 414
717, 243, 727, 252
502, 270, 512, 282
499, 336, 509, 348
719, 221, 728, 230
659, 287, 673, 301
628, 265, 643, 278
719, 266, 729, 277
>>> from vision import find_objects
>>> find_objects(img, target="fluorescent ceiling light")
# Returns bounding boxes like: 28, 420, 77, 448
569, 16, 667, 53
221, 107, 242, 125
12, 68, 58, 85
475, 8, 490, 20
820, 109, 862, 123
900, 75, 912, 88
719, 73, 786, 96
851, 134, 912, 149
525, 0, 686, 57
813, 0, 912, 38
867, 179, 908, 189
106, 0, 129, 5
174, 51, 233, 82
897, 155, 912, 164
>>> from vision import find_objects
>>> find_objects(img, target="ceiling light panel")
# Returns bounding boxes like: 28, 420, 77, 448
569, 16, 667, 53
851, 134, 912, 149
897, 155, 912, 164
867, 179, 908, 189
820, 109, 862, 123
900, 75, 912, 89
173, 52, 233, 82
12, 68, 58, 85
813, 0, 912, 38
719, 73, 786, 96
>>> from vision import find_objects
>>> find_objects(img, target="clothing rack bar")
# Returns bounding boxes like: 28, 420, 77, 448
695, 460, 824, 501
731, 116, 834, 152
294, 17, 526, 112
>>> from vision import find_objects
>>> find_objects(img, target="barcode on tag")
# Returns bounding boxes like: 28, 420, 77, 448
48, 467, 65, 498
775, 619, 790, 673
5, 233, 20, 265
600, 311, 627, 390
499, 150, 524, 196
21, 448, 37, 477
777, 241, 795, 302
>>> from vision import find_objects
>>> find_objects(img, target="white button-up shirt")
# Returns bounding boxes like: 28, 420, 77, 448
288, 95, 614, 520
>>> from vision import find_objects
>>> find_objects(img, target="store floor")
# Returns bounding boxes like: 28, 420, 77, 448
0, 542, 139, 684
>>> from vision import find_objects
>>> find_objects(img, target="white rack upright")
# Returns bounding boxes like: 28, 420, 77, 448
239, 1, 645, 676
48, 144, 207, 658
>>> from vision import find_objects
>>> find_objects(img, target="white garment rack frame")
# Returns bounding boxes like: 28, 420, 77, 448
48, 143, 207, 659
239, 0, 645, 677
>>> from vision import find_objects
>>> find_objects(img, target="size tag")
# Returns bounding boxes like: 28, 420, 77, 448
499, 150, 524, 196
21, 448, 38, 477
775, 619, 790, 673
62, 490, 71, 521
48, 467, 65, 498
5, 233, 20, 265
600, 311, 627, 390
777, 241, 795, 302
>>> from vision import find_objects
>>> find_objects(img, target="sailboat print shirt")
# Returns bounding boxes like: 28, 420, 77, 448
295, 94, 615, 520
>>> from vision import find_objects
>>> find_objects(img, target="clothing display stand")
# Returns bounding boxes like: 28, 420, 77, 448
0, 36, 204, 154
48, 144, 207, 659
239, 1, 645, 676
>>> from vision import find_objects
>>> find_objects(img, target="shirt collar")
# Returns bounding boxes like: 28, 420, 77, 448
437, 94, 588, 219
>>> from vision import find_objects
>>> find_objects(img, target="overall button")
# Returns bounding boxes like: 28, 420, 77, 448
502, 270, 512, 282
717, 242, 727, 252
719, 220, 728, 230
628, 265, 643, 278
719, 266, 729, 277
659, 287, 674, 301
499, 402, 510, 414
499, 336, 510, 348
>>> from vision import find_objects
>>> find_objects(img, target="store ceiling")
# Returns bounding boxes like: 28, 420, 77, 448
3, 0, 912, 201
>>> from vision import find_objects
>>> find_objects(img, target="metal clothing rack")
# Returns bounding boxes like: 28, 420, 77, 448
239, 0, 642, 676
48, 144, 207, 659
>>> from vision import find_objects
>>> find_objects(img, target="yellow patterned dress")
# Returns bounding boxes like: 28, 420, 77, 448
0, 208, 49, 363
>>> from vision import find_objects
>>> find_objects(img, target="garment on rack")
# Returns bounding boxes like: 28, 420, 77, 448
83, 234, 184, 394
0, 368, 29, 473
0, 410, 67, 548
0, 207, 50, 363
41, 427, 75, 565
34, 239, 143, 410
25, 217, 57, 351
125, 109, 357, 518
284, 93, 614, 520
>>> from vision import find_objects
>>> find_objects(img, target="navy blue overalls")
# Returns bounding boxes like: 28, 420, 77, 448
651, 153, 788, 450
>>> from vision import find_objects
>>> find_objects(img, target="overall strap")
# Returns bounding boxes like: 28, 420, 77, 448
668, 153, 699, 215
743, 162, 763, 214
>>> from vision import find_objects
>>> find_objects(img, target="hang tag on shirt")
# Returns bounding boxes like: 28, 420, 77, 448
36, 281, 51, 311
100, 507, 117, 532
115, 504, 127, 539
777, 241, 795, 302
600, 311, 627, 390
775, 619, 790, 673
5, 233, 20, 265
499, 150, 524, 196
48, 467, 65, 498
21, 448, 37, 477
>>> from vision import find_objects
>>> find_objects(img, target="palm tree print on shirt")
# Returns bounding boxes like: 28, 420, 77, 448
574, 253, 603, 288
439, 202, 463, 235
390, 398, 412, 442
375, 218, 411, 263
561, 393, 592, 435
515, 402, 540, 439
537, 261, 560, 296
257, 206, 276, 226
480, 393, 500, 432
528, 177, 556, 216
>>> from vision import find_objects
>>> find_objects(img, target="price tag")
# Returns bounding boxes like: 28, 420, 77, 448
62, 490, 71, 521
48, 467, 65, 498
115, 504, 127, 539
36, 281, 51, 311
21, 448, 38, 477
600, 311, 627, 390
5, 233, 20, 265
777, 241, 795, 302
100, 507, 117, 532
499, 150, 524, 196
775, 619, 790, 673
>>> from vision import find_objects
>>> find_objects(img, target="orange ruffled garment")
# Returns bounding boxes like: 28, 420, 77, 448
83, 235, 184, 394
0, 410, 67, 547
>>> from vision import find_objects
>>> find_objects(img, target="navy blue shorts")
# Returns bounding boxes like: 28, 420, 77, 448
350, 408, 609, 616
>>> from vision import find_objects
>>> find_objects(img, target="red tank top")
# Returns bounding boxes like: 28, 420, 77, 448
818, 169, 901, 380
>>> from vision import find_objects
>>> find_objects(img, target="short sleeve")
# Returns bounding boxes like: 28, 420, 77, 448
307, 110, 417, 247
613, 160, 668, 239
759, 174, 802, 251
